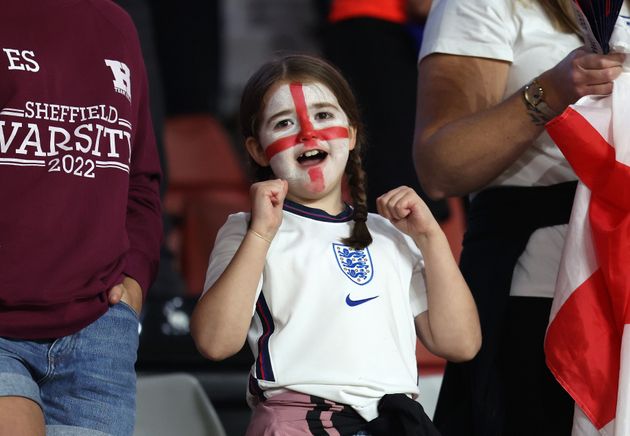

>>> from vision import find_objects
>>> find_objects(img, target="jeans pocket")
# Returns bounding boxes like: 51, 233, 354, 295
116, 301, 139, 319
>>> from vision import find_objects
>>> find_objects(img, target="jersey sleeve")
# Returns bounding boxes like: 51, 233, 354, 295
203, 213, 264, 313
419, 0, 515, 63
407, 237, 428, 317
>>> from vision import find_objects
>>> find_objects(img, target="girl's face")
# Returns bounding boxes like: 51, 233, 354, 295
254, 81, 355, 201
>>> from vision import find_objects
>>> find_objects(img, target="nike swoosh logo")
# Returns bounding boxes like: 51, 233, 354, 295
345, 294, 379, 307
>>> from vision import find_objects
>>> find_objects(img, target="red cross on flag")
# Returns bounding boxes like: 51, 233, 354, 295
544, 15, 630, 435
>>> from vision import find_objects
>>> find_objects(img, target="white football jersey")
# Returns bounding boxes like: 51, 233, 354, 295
204, 200, 428, 421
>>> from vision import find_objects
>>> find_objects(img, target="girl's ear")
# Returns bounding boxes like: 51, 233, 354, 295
245, 137, 270, 166
348, 126, 357, 151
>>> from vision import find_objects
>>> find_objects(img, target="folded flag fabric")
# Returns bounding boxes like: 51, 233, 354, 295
544, 12, 630, 436
573, 0, 625, 53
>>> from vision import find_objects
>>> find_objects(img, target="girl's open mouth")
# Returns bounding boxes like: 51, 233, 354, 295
297, 149, 328, 167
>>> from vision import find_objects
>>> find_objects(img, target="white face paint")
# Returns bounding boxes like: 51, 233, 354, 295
257, 81, 354, 200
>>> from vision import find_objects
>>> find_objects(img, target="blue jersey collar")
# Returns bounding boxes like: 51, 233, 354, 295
283, 199, 354, 222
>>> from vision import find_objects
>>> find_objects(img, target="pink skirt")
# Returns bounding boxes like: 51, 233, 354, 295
245, 391, 367, 436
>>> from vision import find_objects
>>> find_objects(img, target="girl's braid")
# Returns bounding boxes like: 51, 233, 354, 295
342, 149, 372, 249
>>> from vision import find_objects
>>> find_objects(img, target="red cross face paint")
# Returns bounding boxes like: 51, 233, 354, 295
258, 81, 353, 198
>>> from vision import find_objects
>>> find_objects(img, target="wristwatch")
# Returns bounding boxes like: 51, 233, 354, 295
523, 78, 558, 121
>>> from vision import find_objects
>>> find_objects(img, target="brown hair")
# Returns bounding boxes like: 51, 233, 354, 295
536, 0, 581, 34
239, 53, 372, 249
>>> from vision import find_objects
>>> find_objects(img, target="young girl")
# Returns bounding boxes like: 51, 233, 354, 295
191, 54, 481, 435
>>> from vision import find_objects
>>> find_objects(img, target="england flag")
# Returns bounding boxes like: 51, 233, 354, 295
544, 20, 630, 435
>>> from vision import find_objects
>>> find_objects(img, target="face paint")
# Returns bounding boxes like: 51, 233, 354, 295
290, 83, 317, 150
257, 81, 353, 197
308, 167, 324, 193
262, 83, 350, 160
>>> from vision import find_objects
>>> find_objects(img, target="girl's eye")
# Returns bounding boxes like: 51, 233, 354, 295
315, 112, 333, 120
274, 119, 293, 129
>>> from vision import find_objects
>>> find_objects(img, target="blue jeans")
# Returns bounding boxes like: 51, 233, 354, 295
0, 302, 139, 435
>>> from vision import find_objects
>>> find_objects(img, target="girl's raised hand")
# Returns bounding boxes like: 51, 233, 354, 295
249, 179, 288, 241
377, 186, 441, 242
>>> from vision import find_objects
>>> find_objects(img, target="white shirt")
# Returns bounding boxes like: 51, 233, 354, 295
419, 0, 589, 298
204, 201, 428, 420
421, 0, 582, 188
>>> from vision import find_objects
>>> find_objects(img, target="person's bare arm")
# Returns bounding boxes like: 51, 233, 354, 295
190, 179, 288, 361
411, 224, 481, 362
414, 49, 626, 198
377, 187, 481, 362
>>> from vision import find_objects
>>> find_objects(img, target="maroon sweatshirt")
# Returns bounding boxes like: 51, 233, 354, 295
0, 0, 162, 339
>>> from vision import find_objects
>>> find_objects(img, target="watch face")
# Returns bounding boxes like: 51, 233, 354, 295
526, 82, 544, 106
523, 80, 557, 120
532, 86, 543, 104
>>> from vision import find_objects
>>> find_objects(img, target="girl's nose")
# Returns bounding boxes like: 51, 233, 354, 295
299, 129, 318, 143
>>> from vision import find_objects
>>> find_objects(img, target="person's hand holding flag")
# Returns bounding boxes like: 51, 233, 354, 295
545, 4, 630, 435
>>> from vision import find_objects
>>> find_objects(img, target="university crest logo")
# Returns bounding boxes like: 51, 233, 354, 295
104, 59, 131, 102
332, 243, 374, 285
